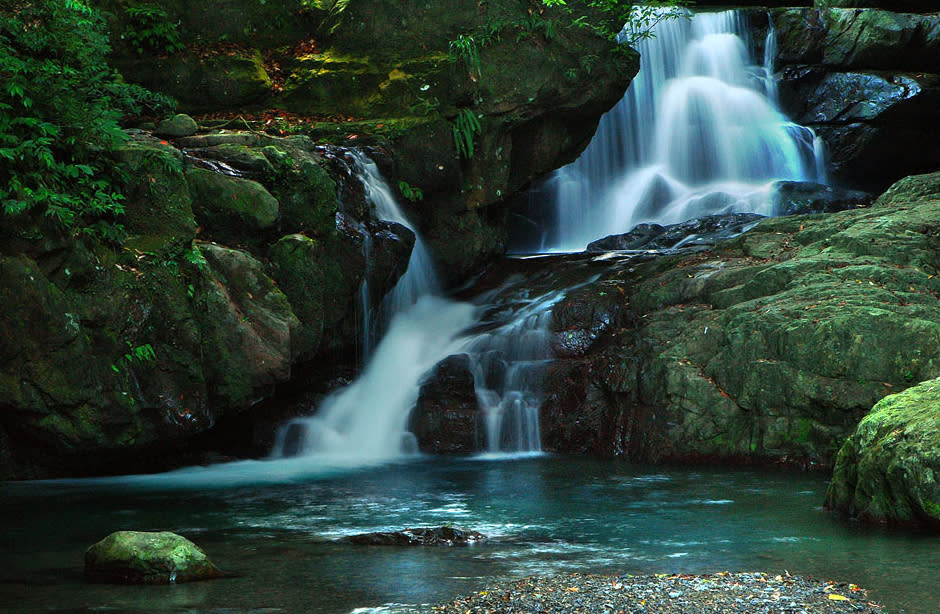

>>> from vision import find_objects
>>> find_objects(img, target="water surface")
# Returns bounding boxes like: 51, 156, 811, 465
1, 457, 935, 613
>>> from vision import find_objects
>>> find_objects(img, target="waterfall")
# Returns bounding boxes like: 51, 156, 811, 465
272, 152, 474, 464
459, 287, 565, 454
347, 150, 441, 356
547, 9, 824, 252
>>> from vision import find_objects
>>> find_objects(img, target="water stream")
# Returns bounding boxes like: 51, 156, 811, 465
1, 9, 922, 614
542, 9, 824, 251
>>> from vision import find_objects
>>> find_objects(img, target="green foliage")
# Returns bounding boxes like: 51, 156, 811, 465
111, 342, 156, 373
448, 34, 481, 80
452, 108, 482, 160
122, 4, 184, 55
397, 180, 424, 202
0, 0, 172, 241
572, 1, 687, 46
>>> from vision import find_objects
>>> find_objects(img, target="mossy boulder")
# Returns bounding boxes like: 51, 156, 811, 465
154, 114, 199, 138
268, 231, 366, 359
85, 531, 223, 584
186, 167, 280, 243
826, 377, 940, 525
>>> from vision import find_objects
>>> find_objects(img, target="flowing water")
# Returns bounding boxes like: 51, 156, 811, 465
542, 9, 825, 251
2, 10, 922, 614
2, 457, 937, 614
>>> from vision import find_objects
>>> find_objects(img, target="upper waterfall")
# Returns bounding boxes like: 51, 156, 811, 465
542, 9, 824, 252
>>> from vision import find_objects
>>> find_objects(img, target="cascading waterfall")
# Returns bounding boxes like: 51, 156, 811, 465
272, 152, 474, 463
546, 9, 825, 251
458, 287, 566, 454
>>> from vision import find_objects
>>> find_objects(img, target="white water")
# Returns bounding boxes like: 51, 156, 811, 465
459, 287, 566, 453
348, 150, 441, 356
548, 9, 824, 251
271, 152, 470, 465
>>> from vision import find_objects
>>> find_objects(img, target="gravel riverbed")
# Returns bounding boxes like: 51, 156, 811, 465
423, 572, 887, 614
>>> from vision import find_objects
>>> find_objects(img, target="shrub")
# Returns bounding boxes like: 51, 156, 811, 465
0, 0, 174, 241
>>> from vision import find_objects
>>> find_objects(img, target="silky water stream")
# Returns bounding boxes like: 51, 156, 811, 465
1, 8, 932, 614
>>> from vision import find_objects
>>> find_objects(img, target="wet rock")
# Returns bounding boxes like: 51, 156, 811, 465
586, 214, 764, 252
85, 531, 224, 584
365, 220, 415, 302
772, 181, 873, 215
827, 376, 940, 526
345, 526, 486, 547
773, 8, 940, 190
412, 355, 479, 454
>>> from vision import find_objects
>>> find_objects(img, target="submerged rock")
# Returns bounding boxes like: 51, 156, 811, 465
345, 527, 486, 547
827, 377, 940, 526
84, 531, 224, 584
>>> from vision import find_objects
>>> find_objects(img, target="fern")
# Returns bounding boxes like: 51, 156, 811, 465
452, 109, 482, 160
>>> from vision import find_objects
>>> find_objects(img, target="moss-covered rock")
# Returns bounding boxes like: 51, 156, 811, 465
826, 377, 940, 525
450, 172, 940, 468
85, 531, 223, 584
268, 231, 366, 359
186, 167, 280, 242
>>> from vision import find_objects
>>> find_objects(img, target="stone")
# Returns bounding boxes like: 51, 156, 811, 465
586, 214, 765, 252
85, 531, 224, 584
826, 377, 940, 525
154, 114, 198, 138
412, 354, 479, 454
771, 181, 873, 215
345, 526, 487, 546
186, 167, 280, 240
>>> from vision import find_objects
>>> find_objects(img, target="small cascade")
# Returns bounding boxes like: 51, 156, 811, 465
459, 288, 566, 453
545, 9, 825, 251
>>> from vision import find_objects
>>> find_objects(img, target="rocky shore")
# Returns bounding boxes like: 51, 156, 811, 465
424, 572, 886, 614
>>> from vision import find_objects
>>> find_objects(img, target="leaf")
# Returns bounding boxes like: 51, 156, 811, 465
828, 594, 849, 601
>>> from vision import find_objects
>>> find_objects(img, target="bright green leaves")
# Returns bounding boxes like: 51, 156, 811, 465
0, 0, 169, 241
453, 108, 482, 160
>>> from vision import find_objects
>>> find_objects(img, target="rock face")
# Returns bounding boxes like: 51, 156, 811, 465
99, 0, 638, 283
417, 172, 940, 467
0, 132, 407, 479
772, 7, 940, 191
826, 377, 940, 526
84, 531, 223, 584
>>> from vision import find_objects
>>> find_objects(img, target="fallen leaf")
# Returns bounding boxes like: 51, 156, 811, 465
828, 594, 849, 601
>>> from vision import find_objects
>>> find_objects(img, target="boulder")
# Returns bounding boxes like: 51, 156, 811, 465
85, 531, 224, 584
154, 114, 199, 138
412, 354, 480, 454
345, 526, 486, 546
826, 377, 940, 525
186, 167, 280, 242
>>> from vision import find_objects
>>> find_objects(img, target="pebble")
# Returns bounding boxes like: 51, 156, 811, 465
423, 571, 887, 614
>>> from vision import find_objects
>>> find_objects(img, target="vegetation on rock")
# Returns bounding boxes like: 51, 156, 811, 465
85, 531, 223, 584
